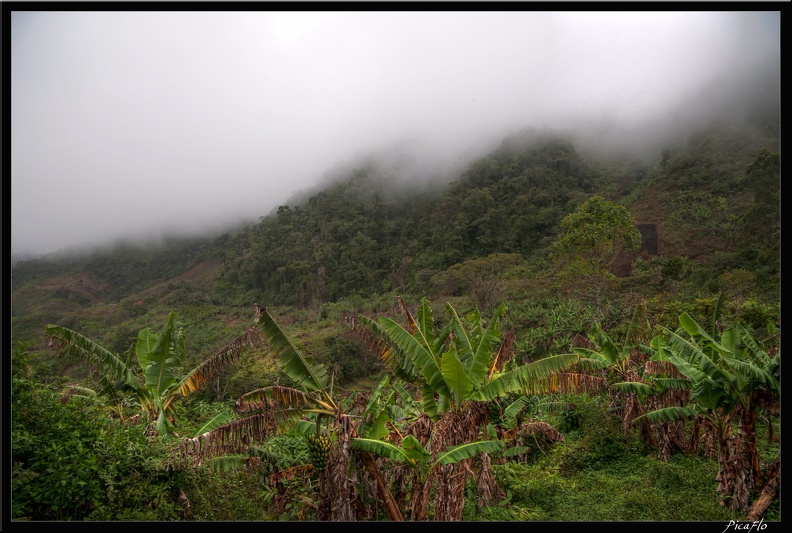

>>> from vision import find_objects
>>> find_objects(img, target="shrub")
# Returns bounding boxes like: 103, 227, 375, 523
180, 466, 275, 521
11, 345, 183, 521
737, 300, 779, 333
323, 337, 379, 384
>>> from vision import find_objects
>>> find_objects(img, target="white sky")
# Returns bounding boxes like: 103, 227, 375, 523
10, 10, 781, 259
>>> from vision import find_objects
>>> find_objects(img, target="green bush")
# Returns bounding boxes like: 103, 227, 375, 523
323, 337, 380, 385
737, 300, 779, 333
180, 466, 276, 521
11, 345, 183, 521
493, 446, 732, 521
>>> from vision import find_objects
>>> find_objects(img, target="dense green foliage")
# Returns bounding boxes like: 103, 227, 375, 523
553, 195, 641, 278
10, 110, 780, 522
11, 345, 185, 520
218, 132, 601, 306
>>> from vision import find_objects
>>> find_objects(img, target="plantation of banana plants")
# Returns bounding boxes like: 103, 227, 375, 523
11, 291, 779, 522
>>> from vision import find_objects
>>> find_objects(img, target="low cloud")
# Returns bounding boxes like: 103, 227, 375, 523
11, 10, 780, 259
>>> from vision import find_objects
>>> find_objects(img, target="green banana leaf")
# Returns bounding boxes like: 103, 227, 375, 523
612, 381, 657, 398
45, 324, 142, 393
449, 302, 506, 386
474, 353, 579, 400
375, 316, 450, 398
441, 344, 473, 408
256, 306, 329, 396
634, 406, 697, 425
436, 439, 505, 465
190, 409, 234, 438
351, 438, 417, 465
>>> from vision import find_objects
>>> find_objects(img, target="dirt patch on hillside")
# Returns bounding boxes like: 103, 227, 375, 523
121, 257, 224, 302
610, 222, 661, 277
36, 271, 111, 303
172, 257, 223, 283
14, 257, 225, 315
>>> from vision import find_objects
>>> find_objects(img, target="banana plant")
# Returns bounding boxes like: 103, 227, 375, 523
351, 433, 504, 520
568, 305, 671, 449
634, 312, 779, 511
572, 304, 647, 379
351, 434, 504, 484
360, 298, 602, 416
676, 312, 779, 486
355, 296, 605, 520
46, 311, 263, 436
178, 304, 403, 521
490, 395, 566, 460
179, 305, 339, 461
355, 374, 421, 441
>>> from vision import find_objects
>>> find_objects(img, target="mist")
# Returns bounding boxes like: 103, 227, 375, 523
10, 10, 781, 261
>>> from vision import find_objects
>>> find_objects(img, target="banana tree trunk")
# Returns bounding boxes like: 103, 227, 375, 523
360, 451, 403, 521
477, 452, 504, 508
408, 477, 430, 521
747, 460, 780, 521
319, 443, 356, 521
629, 390, 657, 449
434, 462, 468, 521
688, 416, 701, 454
738, 406, 761, 486
715, 421, 752, 511
430, 406, 486, 521
639, 416, 659, 450
656, 422, 674, 462
702, 421, 718, 459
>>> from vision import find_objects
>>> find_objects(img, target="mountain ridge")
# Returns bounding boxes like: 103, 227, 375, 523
10, 107, 780, 363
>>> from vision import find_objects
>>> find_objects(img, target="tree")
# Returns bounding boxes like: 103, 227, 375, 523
45, 311, 263, 436
432, 253, 522, 311
552, 195, 640, 308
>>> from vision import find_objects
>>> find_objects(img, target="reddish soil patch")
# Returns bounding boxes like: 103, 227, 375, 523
172, 257, 222, 283
37, 271, 111, 303
121, 257, 224, 302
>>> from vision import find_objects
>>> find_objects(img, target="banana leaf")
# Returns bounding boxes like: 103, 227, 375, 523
189, 409, 234, 438
255, 305, 330, 397
441, 344, 473, 408
436, 439, 505, 465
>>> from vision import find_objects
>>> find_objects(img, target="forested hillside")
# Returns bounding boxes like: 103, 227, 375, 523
13, 108, 779, 316
10, 106, 780, 522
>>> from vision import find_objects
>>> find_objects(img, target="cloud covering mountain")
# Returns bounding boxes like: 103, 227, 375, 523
10, 10, 780, 260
